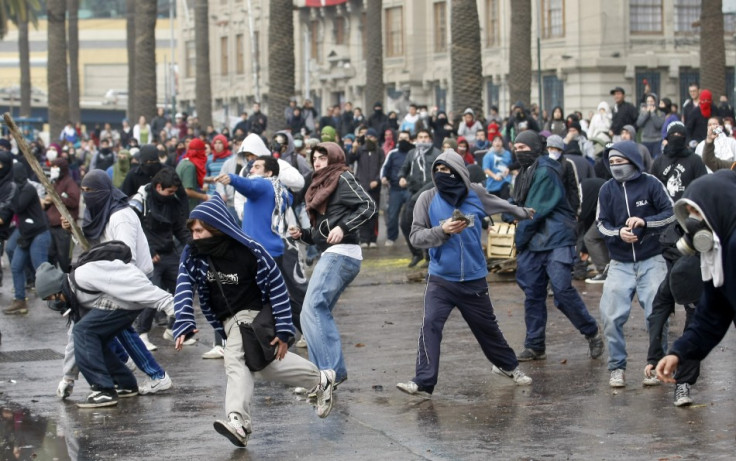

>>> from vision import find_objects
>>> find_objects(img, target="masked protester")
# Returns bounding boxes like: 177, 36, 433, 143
2, 164, 50, 315
175, 139, 210, 212
91, 139, 115, 172
656, 171, 736, 405
347, 127, 384, 247
121, 143, 187, 214
595, 141, 675, 388
367, 102, 389, 143
510, 130, 603, 365
43, 158, 80, 273
396, 151, 535, 399
686, 89, 719, 146
111, 149, 131, 188
381, 131, 413, 245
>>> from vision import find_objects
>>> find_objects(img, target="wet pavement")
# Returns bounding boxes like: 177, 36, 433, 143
1, 239, 735, 460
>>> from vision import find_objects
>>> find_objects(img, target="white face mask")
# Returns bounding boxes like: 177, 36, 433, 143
49, 166, 60, 180
725, 124, 732, 133
548, 150, 562, 160
46, 150, 58, 162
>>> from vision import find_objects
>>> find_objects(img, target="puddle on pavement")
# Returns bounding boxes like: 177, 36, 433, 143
1, 401, 73, 461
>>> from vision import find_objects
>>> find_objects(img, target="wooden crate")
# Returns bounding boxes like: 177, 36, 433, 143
486, 223, 516, 259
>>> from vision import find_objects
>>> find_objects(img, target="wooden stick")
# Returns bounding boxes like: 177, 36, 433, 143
2, 112, 90, 250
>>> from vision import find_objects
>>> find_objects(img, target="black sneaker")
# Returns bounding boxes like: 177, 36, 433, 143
586, 330, 605, 359
116, 387, 139, 398
77, 390, 118, 408
517, 348, 546, 361
407, 254, 423, 268
674, 383, 693, 407
586, 264, 609, 284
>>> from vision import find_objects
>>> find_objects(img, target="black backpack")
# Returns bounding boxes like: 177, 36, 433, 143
70, 240, 132, 295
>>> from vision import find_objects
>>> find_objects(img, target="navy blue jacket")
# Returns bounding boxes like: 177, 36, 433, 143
381, 147, 409, 190
596, 142, 675, 263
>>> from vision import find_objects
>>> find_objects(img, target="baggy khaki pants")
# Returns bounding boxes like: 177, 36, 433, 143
223, 309, 320, 433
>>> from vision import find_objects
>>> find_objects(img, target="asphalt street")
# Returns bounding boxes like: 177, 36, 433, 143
1, 241, 735, 460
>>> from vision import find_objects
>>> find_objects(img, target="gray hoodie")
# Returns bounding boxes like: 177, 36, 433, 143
410, 150, 530, 250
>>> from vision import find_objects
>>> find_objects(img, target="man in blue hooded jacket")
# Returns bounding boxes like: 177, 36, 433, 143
396, 151, 535, 398
597, 140, 675, 387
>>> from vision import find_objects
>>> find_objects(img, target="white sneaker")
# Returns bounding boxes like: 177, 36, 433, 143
295, 337, 307, 348
610, 369, 626, 388
396, 381, 432, 399
163, 329, 197, 345
642, 369, 661, 386
202, 345, 225, 359
139, 333, 158, 351
359, 242, 368, 249
674, 383, 693, 407
315, 369, 336, 418
492, 365, 533, 385
213, 413, 249, 447
384, 240, 395, 247
139, 372, 173, 395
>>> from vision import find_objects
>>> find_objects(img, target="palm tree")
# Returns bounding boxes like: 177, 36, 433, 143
194, 0, 212, 128
450, 0, 482, 118
700, 0, 725, 101
364, 0, 384, 110
1, 0, 41, 117
126, 0, 135, 121
47, 0, 69, 140
267, 0, 294, 132
67, 0, 80, 123
508, 0, 531, 107
134, 0, 157, 122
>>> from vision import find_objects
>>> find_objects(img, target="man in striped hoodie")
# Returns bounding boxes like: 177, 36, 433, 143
172, 196, 334, 448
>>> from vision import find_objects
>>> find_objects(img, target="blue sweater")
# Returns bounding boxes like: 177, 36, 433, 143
172, 195, 294, 342
482, 150, 512, 192
229, 174, 291, 258
427, 188, 488, 282
381, 148, 409, 190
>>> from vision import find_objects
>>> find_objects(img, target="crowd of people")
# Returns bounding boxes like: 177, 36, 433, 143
0, 82, 735, 447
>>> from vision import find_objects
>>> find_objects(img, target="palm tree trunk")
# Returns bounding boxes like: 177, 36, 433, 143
364, 0, 384, 109
508, 0, 532, 108
451, 0, 483, 118
47, 0, 69, 140
134, 0, 157, 123
67, 0, 80, 123
18, 17, 31, 117
126, 0, 136, 121
700, 0, 726, 101
267, 0, 294, 132
194, 0, 212, 128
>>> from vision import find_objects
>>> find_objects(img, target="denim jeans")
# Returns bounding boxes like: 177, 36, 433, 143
386, 188, 410, 242
12, 230, 50, 301
73, 309, 140, 391
516, 246, 599, 351
599, 255, 668, 371
300, 252, 361, 382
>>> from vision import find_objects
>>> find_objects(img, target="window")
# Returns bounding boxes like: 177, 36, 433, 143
635, 70, 660, 104
220, 36, 229, 75
630, 0, 663, 34
674, 0, 700, 33
310, 20, 320, 62
542, 0, 564, 38
185, 40, 195, 78
335, 17, 346, 45
385, 6, 404, 57
433, 2, 447, 53
236, 33, 244, 75
486, 0, 499, 47
543, 75, 564, 114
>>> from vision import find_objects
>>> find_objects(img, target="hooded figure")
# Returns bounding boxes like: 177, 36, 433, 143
274, 130, 310, 174
686, 89, 715, 145
396, 150, 534, 398
4, 162, 50, 314
0, 150, 15, 241
81, 170, 130, 241
206, 135, 233, 195
657, 171, 736, 386
653, 121, 707, 201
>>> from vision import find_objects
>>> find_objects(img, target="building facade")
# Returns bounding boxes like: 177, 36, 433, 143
178, 0, 736, 127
